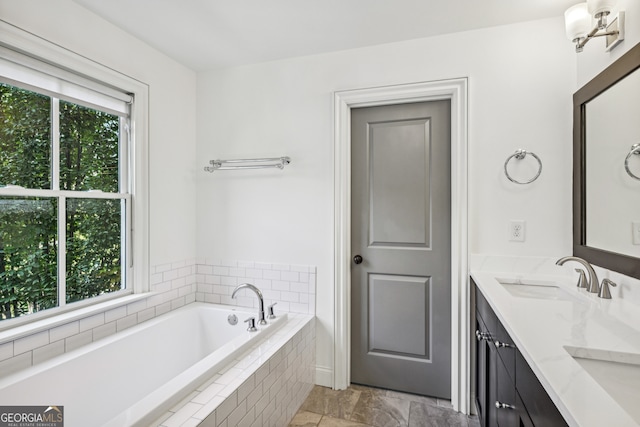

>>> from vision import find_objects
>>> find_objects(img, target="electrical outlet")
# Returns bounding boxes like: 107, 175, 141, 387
509, 220, 526, 242
633, 221, 640, 245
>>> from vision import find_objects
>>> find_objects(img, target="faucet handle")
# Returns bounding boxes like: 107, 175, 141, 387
598, 279, 617, 299
575, 269, 588, 288
244, 317, 258, 332
267, 302, 277, 319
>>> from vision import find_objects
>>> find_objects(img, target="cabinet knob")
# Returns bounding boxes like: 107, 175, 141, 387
495, 401, 515, 410
475, 330, 489, 341
494, 340, 512, 348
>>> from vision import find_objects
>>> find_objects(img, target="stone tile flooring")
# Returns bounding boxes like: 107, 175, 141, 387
289, 384, 481, 427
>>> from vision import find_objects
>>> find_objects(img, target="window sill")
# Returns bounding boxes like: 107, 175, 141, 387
0, 293, 152, 344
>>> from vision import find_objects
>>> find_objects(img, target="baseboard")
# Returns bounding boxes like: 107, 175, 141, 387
315, 365, 333, 388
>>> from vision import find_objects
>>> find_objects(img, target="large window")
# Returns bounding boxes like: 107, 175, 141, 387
0, 48, 135, 321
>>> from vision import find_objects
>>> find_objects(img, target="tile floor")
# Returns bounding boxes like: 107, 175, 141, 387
289, 384, 480, 427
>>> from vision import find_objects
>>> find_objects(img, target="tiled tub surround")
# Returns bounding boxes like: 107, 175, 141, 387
0, 303, 287, 426
0, 260, 197, 377
0, 259, 317, 378
471, 255, 640, 427
195, 260, 317, 315
154, 315, 316, 427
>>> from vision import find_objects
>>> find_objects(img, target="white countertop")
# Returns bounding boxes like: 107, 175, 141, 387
471, 268, 640, 427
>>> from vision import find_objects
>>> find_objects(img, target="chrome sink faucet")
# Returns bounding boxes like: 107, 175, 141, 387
556, 256, 599, 294
231, 283, 267, 325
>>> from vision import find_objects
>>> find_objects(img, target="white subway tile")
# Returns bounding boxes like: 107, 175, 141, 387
290, 282, 309, 294
229, 267, 246, 277
163, 402, 203, 427
179, 266, 194, 277
272, 263, 290, 271
291, 264, 310, 273
14, 331, 49, 355
263, 270, 281, 281
198, 283, 214, 294
298, 272, 309, 283
170, 297, 186, 311
172, 277, 186, 290
50, 321, 80, 342
221, 276, 238, 286
104, 305, 127, 323
163, 269, 179, 282
185, 293, 196, 304
237, 261, 255, 268
197, 265, 213, 275
155, 263, 172, 273
227, 398, 248, 427
33, 340, 65, 365
206, 275, 221, 285
254, 262, 272, 270
245, 269, 263, 279
116, 313, 138, 332
137, 307, 156, 323
65, 330, 93, 352
153, 281, 171, 293
204, 294, 221, 304
215, 391, 238, 421
150, 272, 164, 285
281, 271, 299, 282
281, 292, 299, 303
171, 260, 186, 270
193, 395, 225, 420
272, 281, 290, 291
0, 351, 31, 376
0, 342, 13, 362
221, 260, 238, 267
127, 299, 148, 316
93, 321, 116, 341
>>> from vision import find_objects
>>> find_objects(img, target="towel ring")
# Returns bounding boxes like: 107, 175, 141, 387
504, 149, 542, 185
624, 143, 640, 181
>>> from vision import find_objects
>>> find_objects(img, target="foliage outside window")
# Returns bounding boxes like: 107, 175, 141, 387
0, 81, 129, 321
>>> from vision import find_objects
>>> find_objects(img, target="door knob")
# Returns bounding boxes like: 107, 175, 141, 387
353, 255, 363, 264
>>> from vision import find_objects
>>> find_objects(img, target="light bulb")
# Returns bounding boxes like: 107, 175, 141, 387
565, 3, 591, 41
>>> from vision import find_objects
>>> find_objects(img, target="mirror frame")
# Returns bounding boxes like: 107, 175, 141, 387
573, 42, 640, 279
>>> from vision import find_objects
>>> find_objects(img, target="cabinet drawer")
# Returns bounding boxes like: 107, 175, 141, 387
515, 350, 568, 427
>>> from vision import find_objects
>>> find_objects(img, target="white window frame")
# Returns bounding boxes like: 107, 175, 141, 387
0, 21, 149, 328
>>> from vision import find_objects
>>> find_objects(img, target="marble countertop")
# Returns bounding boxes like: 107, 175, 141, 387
471, 267, 640, 427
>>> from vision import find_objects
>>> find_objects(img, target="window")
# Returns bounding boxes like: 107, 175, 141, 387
0, 45, 139, 322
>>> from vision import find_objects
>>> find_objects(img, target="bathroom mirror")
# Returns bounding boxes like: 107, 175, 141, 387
573, 42, 640, 279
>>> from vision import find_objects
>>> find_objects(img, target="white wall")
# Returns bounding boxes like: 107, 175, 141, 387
0, 0, 198, 267
196, 17, 576, 385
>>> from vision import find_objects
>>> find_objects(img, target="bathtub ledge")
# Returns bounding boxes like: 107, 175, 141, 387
0, 292, 153, 344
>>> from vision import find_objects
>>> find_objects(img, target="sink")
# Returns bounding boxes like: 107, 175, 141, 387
495, 277, 577, 301
564, 346, 640, 424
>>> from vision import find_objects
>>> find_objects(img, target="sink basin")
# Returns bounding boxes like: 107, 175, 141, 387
564, 346, 640, 423
495, 277, 576, 301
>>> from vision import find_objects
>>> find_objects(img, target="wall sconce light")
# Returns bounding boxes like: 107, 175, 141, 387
565, 0, 625, 52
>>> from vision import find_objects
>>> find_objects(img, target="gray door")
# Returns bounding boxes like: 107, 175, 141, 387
350, 100, 451, 398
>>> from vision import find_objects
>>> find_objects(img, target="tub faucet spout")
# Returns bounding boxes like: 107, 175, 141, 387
232, 283, 267, 325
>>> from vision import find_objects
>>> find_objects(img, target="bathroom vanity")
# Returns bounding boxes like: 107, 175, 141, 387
474, 278, 567, 427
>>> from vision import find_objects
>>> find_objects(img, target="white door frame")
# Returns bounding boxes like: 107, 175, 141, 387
333, 78, 470, 413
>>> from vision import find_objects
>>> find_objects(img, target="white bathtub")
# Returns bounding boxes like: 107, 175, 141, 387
0, 303, 287, 427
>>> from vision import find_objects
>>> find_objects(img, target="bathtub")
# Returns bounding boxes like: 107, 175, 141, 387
0, 303, 287, 427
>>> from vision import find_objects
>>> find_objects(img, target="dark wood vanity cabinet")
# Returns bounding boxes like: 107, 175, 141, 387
473, 279, 568, 427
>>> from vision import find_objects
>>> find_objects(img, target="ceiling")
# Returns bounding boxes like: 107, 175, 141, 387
72, 0, 576, 71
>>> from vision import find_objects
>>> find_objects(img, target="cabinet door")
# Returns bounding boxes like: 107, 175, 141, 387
515, 350, 568, 427
495, 356, 517, 427
475, 314, 491, 427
